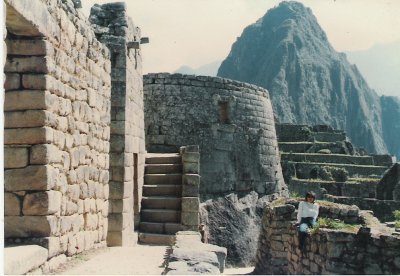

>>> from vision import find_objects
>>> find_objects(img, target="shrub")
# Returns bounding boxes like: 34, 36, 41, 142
310, 166, 320, 179
394, 210, 400, 228
319, 166, 333, 181
320, 166, 348, 182
331, 167, 349, 182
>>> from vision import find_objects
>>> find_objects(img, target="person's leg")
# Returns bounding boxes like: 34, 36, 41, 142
298, 223, 309, 252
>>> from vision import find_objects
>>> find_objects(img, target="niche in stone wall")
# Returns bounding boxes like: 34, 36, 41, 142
218, 101, 230, 124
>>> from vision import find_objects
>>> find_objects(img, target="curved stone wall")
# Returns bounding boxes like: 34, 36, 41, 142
144, 73, 287, 198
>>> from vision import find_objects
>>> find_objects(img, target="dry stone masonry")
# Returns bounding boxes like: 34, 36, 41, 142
144, 73, 287, 198
89, 1, 146, 246
4, 0, 111, 258
254, 199, 400, 274
3, 0, 145, 273
277, 123, 399, 222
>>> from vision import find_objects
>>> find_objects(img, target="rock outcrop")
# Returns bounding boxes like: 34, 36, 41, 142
381, 96, 400, 158
200, 191, 277, 266
218, 1, 397, 157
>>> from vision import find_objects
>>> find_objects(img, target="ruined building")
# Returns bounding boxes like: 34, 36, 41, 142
3, 0, 286, 273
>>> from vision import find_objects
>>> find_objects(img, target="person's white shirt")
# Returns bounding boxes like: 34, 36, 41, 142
297, 201, 319, 223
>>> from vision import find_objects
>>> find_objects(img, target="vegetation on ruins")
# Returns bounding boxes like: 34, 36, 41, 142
394, 210, 400, 228
310, 217, 361, 234
309, 165, 349, 182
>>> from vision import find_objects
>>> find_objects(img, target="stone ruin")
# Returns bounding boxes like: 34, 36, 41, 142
3, 0, 400, 275
3, 0, 146, 273
277, 123, 400, 222
254, 199, 400, 274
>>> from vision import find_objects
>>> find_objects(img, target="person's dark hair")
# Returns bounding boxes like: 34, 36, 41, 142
305, 191, 316, 202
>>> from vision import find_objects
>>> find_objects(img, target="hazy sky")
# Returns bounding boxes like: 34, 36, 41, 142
82, 0, 400, 75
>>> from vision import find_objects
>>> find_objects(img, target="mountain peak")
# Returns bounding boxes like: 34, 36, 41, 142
218, 2, 393, 155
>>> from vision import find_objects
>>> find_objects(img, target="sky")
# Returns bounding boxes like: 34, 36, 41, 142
82, 0, 400, 76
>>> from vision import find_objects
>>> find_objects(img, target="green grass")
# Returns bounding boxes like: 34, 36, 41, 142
314, 217, 361, 233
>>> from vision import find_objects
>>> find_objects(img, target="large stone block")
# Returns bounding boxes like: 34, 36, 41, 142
4, 127, 53, 145
182, 152, 200, 163
181, 197, 199, 212
4, 192, 21, 215
108, 180, 133, 200
181, 212, 199, 226
182, 185, 199, 197
5, 216, 59, 238
5, 56, 51, 73
183, 162, 200, 174
4, 245, 48, 275
107, 229, 137, 247
4, 147, 29, 168
30, 144, 62, 165
108, 213, 131, 231
6, 39, 49, 56
4, 110, 54, 128
109, 198, 132, 213
23, 191, 62, 215
183, 174, 200, 186
4, 73, 20, 90
5, 165, 57, 191
4, 90, 57, 111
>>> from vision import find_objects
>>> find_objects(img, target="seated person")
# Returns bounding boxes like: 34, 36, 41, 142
297, 191, 319, 253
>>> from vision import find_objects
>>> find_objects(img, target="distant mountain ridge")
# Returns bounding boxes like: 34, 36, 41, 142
218, 1, 399, 158
346, 40, 400, 98
175, 60, 221, 76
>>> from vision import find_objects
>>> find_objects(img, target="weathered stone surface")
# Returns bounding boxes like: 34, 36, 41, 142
4, 127, 53, 145
4, 73, 20, 90
200, 191, 273, 266
4, 245, 48, 275
5, 216, 59, 238
5, 165, 58, 191
4, 147, 29, 168
23, 191, 62, 215
183, 174, 200, 186
144, 74, 287, 196
4, 192, 21, 215
181, 197, 199, 212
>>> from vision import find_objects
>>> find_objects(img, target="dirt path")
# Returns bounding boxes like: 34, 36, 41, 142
56, 245, 169, 275
54, 244, 254, 275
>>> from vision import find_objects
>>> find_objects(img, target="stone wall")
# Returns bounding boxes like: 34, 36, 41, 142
89, 2, 146, 246
254, 200, 400, 274
325, 195, 400, 222
4, 0, 111, 261
144, 73, 287, 198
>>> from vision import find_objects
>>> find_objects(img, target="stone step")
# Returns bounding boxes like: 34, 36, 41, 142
278, 142, 348, 154
138, 232, 175, 245
141, 209, 181, 223
313, 132, 347, 142
145, 164, 183, 174
144, 174, 182, 185
139, 222, 182, 234
4, 245, 48, 275
281, 153, 374, 165
142, 196, 181, 209
146, 153, 181, 164
293, 162, 388, 179
142, 184, 181, 197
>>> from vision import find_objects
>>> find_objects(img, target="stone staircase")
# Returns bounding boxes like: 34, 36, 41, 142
138, 153, 183, 245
